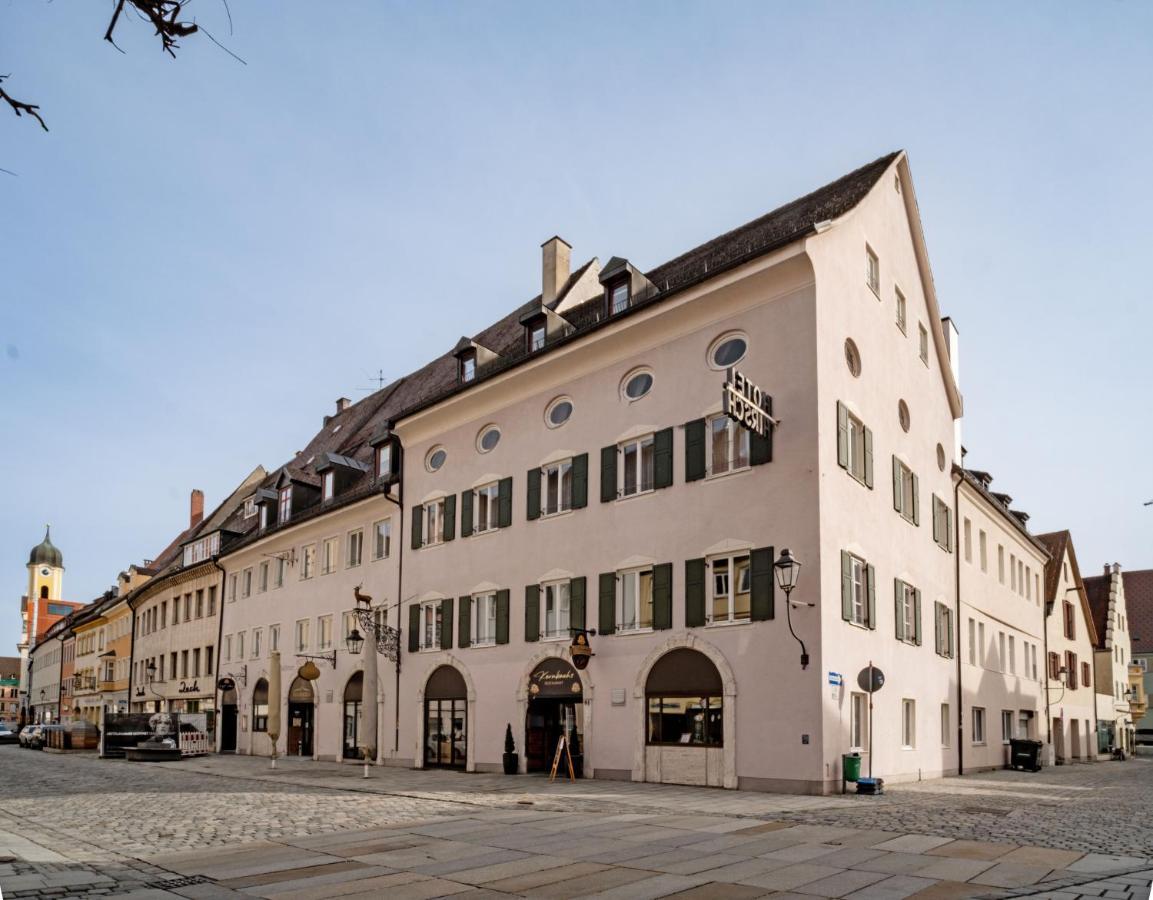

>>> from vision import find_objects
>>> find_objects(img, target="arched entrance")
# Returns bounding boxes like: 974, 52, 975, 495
343, 672, 366, 760
525, 658, 584, 777
643, 647, 724, 787
423, 666, 466, 769
287, 677, 314, 757
220, 687, 238, 753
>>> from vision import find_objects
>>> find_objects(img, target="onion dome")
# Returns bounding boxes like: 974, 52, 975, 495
28, 525, 63, 568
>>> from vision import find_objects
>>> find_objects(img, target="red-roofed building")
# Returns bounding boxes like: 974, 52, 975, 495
1123, 568, 1153, 744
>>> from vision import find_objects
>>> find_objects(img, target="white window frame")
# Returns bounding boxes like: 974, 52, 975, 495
897, 581, 916, 645
278, 486, 292, 523
850, 691, 868, 751
979, 531, 988, 572
541, 459, 573, 516
269, 624, 280, 653
275, 556, 286, 588
529, 322, 546, 352
618, 434, 655, 498
866, 245, 880, 295
294, 619, 309, 653
1001, 710, 1014, 744
848, 553, 868, 627
252, 628, 262, 659
373, 519, 392, 560
321, 537, 338, 575
423, 499, 446, 546
473, 482, 500, 534
972, 707, 986, 745
708, 553, 751, 625
419, 601, 440, 651
542, 580, 571, 640
321, 470, 335, 502
919, 323, 929, 364
895, 459, 916, 523
707, 413, 750, 478
347, 529, 363, 568
617, 568, 654, 633
376, 444, 392, 481
317, 615, 333, 651
258, 561, 269, 593
472, 592, 497, 647
895, 285, 907, 333
236, 631, 245, 660
901, 699, 916, 749
846, 412, 868, 484
301, 544, 316, 580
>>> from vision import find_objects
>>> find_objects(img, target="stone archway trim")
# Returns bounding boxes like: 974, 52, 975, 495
413, 655, 478, 772
517, 644, 595, 778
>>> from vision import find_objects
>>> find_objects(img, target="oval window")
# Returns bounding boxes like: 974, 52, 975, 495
844, 339, 861, 378
622, 370, 654, 401
546, 397, 573, 428
937, 443, 947, 472
898, 400, 910, 433
477, 426, 501, 453
710, 334, 748, 369
426, 447, 447, 472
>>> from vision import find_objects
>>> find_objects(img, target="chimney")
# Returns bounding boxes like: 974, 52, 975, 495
335, 397, 351, 414
190, 489, 204, 529
541, 236, 572, 307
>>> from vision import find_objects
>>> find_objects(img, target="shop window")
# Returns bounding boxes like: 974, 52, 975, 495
645, 649, 724, 747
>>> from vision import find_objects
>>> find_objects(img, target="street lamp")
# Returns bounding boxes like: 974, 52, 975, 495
345, 627, 365, 655
774, 548, 810, 669
146, 660, 157, 682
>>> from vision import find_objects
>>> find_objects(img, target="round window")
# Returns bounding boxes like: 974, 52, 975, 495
709, 333, 748, 369
426, 447, 447, 472
844, 339, 861, 377
545, 397, 573, 428
622, 370, 654, 401
937, 443, 947, 472
477, 426, 501, 453
898, 400, 910, 433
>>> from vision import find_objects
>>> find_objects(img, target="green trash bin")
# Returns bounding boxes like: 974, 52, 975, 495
842, 752, 862, 783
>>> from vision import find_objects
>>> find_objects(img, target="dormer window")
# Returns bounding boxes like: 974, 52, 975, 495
609, 278, 630, 315
259, 505, 269, 530
321, 471, 335, 502
243, 497, 256, 518
460, 353, 477, 383
278, 486, 293, 523
376, 444, 392, 481
528, 321, 546, 352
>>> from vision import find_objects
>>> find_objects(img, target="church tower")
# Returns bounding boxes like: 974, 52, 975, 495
27, 525, 64, 604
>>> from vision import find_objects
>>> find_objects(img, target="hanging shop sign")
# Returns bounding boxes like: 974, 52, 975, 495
722, 368, 772, 439
569, 631, 594, 670
298, 660, 321, 682
216, 677, 236, 693
528, 658, 583, 699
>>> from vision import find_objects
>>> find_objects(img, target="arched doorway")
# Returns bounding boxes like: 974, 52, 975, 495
343, 672, 366, 760
644, 648, 723, 786
287, 677, 314, 757
220, 687, 238, 753
423, 666, 466, 769
525, 658, 584, 776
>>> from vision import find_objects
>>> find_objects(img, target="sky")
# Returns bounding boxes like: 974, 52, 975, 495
2, 2, 1151, 655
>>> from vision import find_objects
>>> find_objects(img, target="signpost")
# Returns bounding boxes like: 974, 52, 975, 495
856, 662, 885, 779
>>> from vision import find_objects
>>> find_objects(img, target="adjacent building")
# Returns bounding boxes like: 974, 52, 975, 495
1122, 568, 1153, 744
0, 656, 20, 729
1083, 564, 1137, 754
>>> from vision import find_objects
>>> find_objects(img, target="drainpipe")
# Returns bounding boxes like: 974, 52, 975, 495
1042, 587, 1053, 759
381, 441, 405, 758
126, 606, 135, 715
212, 557, 228, 749
953, 470, 964, 776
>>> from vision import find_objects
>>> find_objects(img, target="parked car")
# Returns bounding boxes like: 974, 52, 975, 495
0, 726, 18, 745
18, 724, 44, 749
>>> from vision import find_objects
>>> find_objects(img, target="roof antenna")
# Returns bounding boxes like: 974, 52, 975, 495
359, 369, 388, 392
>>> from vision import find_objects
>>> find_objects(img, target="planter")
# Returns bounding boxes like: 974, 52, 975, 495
502, 752, 519, 775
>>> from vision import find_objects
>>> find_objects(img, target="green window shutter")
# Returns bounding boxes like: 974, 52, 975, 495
524, 585, 540, 642
866, 564, 876, 630
571, 454, 589, 509
458, 596, 471, 649
934, 603, 942, 655
410, 505, 423, 550
947, 508, 954, 552
495, 590, 510, 645
600, 446, 617, 503
570, 576, 586, 631
914, 589, 922, 646
685, 558, 706, 628
894, 579, 905, 642
932, 497, 940, 544
863, 426, 874, 489
911, 472, 920, 525
750, 546, 774, 621
837, 402, 849, 470
439, 597, 454, 650
653, 563, 673, 630
841, 551, 852, 621
946, 606, 954, 657
407, 604, 420, 653
685, 418, 707, 481
750, 396, 773, 466
892, 457, 902, 513
653, 427, 674, 489
497, 477, 513, 528
598, 573, 616, 635
460, 490, 474, 538
442, 495, 456, 542
526, 468, 541, 521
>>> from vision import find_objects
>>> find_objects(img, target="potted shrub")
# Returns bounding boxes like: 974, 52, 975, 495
502, 723, 519, 775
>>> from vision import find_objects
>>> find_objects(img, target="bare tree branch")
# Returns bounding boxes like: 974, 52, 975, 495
0, 76, 48, 131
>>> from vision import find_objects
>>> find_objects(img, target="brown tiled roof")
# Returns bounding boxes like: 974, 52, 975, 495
957, 468, 1050, 557
0, 656, 20, 679
1035, 530, 1099, 647
1123, 569, 1153, 654
1082, 573, 1112, 650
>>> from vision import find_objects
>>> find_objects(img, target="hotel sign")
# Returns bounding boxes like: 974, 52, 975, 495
723, 368, 772, 439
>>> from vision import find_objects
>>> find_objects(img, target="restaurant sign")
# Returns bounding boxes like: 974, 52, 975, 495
722, 368, 773, 439
528, 658, 583, 699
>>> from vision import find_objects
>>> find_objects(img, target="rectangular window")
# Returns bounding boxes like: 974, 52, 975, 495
710, 554, 751, 624
373, 519, 392, 560
347, 529, 363, 567
1001, 710, 1014, 744
708, 414, 750, 476
460, 355, 476, 383
270, 625, 279, 653
529, 322, 546, 352
205, 645, 214, 675
919, 323, 929, 363
321, 538, 338, 575
894, 458, 917, 523
998, 546, 1005, 583
1066, 651, 1078, 689
423, 499, 446, 546
321, 470, 335, 502
896, 581, 917, 644
866, 245, 880, 294
850, 692, 868, 750
180, 650, 189, 678
244, 496, 256, 518
845, 411, 869, 484
618, 568, 654, 632
236, 632, 245, 660
968, 617, 976, 665
192, 648, 201, 678
252, 628, 262, 659
895, 286, 907, 333
420, 601, 440, 650
376, 444, 392, 481
972, 707, 986, 744
1063, 601, 1076, 640
258, 561, 269, 593
241, 569, 251, 600
1009, 635, 1016, 675
941, 703, 950, 748
543, 460, 573, 515
473, 482, 500, 534
275, 557, 285, 588
978, 622, 986, 666
160, 601, 167, 629
472, 593, 497, 646
301, 544, 316, 579
318, 615, 333, 651
183, 593, 192, 621
979, 531, 988, 572
932, 495, 953, 551
619, 435, 655, 497
963, 518, 972, 563
279, 486, 292, 523
223, 635, 232, 662
1082, 661, 1092, 686
610, 279, 629, 314
1010, 554, 1017, 591
998, 631, 1006, 672
646, 696, 722, 746
846, 553, 869, 627
901, 699, 916, 749
935, 603, 954, 658
295, 619, 309, 652
543, 581, 571, 639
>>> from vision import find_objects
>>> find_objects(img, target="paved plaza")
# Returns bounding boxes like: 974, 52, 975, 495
1, 749, 1151, 900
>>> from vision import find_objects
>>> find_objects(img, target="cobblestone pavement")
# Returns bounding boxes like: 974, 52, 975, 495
1, 748, 1150, 899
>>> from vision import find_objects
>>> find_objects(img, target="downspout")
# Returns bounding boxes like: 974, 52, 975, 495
212, 558, 228, 748
381, 442, 405, 757
953, 470, 964, 776
126, 605, 135, 715
56, 634, 64, 720
1042, 589, 1053, 757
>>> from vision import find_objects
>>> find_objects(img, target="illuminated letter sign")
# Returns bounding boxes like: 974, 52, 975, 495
722, 368, 772, 439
